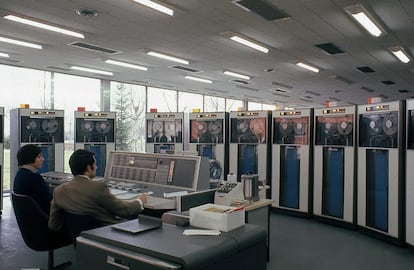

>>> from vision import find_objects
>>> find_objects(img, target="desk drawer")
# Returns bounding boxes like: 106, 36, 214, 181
77, 237, 182, 270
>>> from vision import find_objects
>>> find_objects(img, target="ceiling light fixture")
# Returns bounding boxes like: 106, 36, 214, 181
0, 36, 42, 49
230, 35, 269, 53
132, 0, 174, 16
4, 15, 85, 39
185, 76, 212, 84
105, 59, 148, 71
0, 52, 10, 58
296, 62, 320, 73
70, 66, 113, 76
147, 51, 189, 64
344, 5, 385, 38
224, 70, 250, 80
388, 46, 411, 64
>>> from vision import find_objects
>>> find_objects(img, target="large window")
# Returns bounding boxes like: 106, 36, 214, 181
110, 82, 146, 152
178, 92, 203, 112
204, 95, 225, 112
226, 98, 244, 112
147, 87, 177, 112
54, 73, 101, 172
0, 65, 53, 190
54, 73, 101, 141
263, 104, 276, 110
0, 64, 252, 193
248, 102, 263, 111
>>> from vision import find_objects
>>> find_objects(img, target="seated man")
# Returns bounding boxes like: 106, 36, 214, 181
13, 144, 52, 214
49, 149, 147, 231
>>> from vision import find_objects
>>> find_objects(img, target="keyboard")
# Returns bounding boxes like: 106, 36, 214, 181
145, 196, 176, 210
111, 189, 176, 210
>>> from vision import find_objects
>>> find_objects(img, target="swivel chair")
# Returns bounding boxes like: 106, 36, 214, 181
11, 191, 72, 270
63, 211, 103, 246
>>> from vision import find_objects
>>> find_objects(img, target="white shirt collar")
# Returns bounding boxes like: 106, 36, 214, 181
76, 174, 92, 181
21, 165, 37, 173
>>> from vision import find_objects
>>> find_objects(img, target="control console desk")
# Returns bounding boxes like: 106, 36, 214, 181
42, 151, 215, 211
105, 151, 213, 211
77, 222, 267, 270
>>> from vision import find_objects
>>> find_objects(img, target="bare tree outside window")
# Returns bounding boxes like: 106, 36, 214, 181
113, 83, 133, 150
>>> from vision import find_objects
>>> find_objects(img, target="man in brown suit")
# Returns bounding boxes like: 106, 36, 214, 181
49, 149, 147, 231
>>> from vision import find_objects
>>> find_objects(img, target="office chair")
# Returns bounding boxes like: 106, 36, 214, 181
11, 191, 72, 270
63, 211, 103, 246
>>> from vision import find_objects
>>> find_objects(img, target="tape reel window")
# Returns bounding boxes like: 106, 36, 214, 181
359, 112, 398, 148
21, 116, 64, 143
75, 118, 115, 143
315, 115, 353, 146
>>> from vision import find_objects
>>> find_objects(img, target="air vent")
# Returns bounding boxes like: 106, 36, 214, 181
273, 88, 291, 93
132, 80, 148, 85
272, 81, 293, 89
303, 96, 313, 99
244, 94, 260, 100
330, 75, 354, 85
232, 79, 250, 85
171, 66, 199, 73
300, 98, 314, 103
232, 0, 290, 21
160, 84, 174, 88
328, 97, 341, 101
382, 80, 395, 85
315, 43, 344, 55
0, 58, 22, 63
356, 66, 375, 73
68, 42, 121, 54
236, 85, 259, 92
398, 89, 410, 93
272, 92, 290, 98
305, 90, 321, 96
361, 86, 375, 93
46, 66, 70, 72
205, 88, 228, 94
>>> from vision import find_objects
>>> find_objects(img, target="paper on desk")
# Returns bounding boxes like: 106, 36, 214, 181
183, 229, 221, 236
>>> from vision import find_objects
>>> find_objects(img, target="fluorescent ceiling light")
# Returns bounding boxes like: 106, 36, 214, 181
70, 66, 113, 76
296, 62, 319, 73
132, 0, 174, 16
344, 5, 385, 37
105, 59, 148, 71
147, 51, 189, 65
0, 36, 42, 49
389, 46, 410, 64
4, 15, 85, 39
224, 70, 250, 80
185, 76, 212, 84
0, 52, 10, 58
230, 35, 269, 53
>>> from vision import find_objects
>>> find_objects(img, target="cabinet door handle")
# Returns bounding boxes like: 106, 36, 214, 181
106, 256, 130, 270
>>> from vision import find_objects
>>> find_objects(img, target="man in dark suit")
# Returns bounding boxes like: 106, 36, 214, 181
13, 144, 52, 214
49, 149, 147, 231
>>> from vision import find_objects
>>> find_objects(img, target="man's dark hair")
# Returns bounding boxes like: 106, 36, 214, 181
17, 144, 42, 166
69, 149, 95, 175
